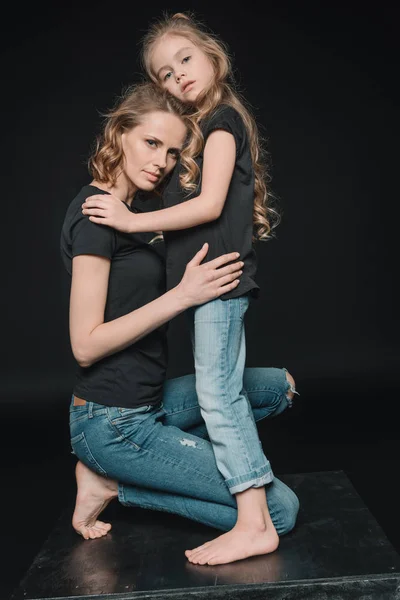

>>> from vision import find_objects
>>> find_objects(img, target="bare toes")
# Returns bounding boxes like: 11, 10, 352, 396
198, 553, 213, 565
207, 556, 222, 565
95, 523, 111, 536
88, 528, 101, 539
93, 526, 107, 536
188, 552, 202, 564
187, 550, 205, 562
190, 550, 210, 565
191, 542, 210, 555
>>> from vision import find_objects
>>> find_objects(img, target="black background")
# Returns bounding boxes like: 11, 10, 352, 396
1, 1, 399, 598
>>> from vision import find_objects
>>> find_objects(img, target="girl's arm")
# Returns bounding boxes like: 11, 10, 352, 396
82, 130, 236, 233
70, 243, 242, 368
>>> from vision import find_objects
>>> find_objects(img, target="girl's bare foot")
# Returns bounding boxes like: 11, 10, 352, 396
72, 461, 118, 540
185, 522, 279, 565
185, 487, 279, 565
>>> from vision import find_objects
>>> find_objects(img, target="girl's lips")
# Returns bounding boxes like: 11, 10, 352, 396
182, 81, 195, 93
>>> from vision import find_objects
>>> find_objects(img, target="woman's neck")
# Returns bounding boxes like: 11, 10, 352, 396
90, 177, 137, 207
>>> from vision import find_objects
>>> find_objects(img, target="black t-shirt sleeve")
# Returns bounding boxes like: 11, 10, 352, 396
202, 106, 245, 156
71, 214, 116, 260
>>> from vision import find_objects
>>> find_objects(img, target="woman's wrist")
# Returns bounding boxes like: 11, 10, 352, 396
168, 284, 192, 313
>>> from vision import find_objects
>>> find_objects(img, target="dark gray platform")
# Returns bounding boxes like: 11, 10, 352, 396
10, 471, 400, 599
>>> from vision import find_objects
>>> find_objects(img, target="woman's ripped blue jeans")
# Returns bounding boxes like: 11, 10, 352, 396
70, 367, 299, 535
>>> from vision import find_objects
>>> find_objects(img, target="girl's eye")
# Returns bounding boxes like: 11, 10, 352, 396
168, 149, 180, 158
146, 139, 157, 147
182, 56, 191, 63
164, 72, 172, 81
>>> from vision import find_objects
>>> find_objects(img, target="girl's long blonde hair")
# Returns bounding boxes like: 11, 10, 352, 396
141, 11, 280, 241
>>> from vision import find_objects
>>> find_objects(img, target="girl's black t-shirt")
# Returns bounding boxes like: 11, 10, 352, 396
162, 104, 260, 300
60, 185, 168, 408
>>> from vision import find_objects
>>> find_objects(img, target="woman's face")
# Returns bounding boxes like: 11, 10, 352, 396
121, 110, 187, 192
151, 35, 215, 104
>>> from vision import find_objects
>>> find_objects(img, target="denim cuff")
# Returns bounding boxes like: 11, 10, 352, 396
227, 463, 274, 495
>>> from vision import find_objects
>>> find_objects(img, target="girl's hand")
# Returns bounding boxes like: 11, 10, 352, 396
82, 194, 135, 233
175, 243, 243, 309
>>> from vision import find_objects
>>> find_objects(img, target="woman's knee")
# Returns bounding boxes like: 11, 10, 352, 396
280, 487, 300, 535
285, 370, 297, 401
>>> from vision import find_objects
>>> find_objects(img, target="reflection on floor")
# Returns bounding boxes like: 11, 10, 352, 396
9, 471, 400, 600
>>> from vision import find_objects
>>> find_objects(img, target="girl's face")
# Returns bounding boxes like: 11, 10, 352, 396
121, 110, 187, 193
151, 35, 215, 104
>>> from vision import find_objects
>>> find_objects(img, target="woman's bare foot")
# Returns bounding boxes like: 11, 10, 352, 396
72, 461, 118, 540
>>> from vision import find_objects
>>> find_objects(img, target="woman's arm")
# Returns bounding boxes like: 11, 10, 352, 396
70, 243, 242, 368
82, 130, 236, 233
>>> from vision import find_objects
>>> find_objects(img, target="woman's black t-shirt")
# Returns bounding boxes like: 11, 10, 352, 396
60, 185, 168, 408
162, 104, 260, 300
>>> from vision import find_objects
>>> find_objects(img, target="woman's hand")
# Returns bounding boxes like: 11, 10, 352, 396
175, 243, 243, 309
69, 243, 242, 368
82, 194, 135, 233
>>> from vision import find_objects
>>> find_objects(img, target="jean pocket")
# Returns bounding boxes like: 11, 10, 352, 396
117, 405, 154, 417
69, 408, 88, 427
109, 406, 156, 450
70, 431, 108, 477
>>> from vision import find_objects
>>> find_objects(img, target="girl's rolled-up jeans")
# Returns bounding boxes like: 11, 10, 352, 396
188, 295, 297, 494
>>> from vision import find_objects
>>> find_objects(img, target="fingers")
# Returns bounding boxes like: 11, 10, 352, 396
217, 278, 240, 295
83, 196, 109, 208
186, 243, 209, 267
212, 261, 244, 279
187, 248, 241, 271
207, 252, 241, 270
83, 208, 107, 217
216, 271, 242, 288
88, 216, 107, 224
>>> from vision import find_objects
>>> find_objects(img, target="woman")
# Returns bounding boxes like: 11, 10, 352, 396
60, 81, 299, 565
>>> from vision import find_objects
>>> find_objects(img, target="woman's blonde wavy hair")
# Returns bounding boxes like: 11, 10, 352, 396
88, 81, 188, 189
141, 11, 280, 241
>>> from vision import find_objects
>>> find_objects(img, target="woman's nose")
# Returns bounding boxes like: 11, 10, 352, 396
155, 152, 167, 169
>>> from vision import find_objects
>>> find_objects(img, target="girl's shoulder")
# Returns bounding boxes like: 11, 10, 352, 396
202, 104, 246, 143
204, 104, 243, 126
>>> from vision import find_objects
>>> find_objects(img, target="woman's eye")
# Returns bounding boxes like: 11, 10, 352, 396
168, 149, 180, 158
146, 139, 157, 147
182, 56, 191, 63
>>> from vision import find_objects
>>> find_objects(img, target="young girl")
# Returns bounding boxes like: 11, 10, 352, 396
82, 13, 299, 565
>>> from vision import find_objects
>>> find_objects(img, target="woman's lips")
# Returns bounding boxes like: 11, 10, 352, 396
144, 171, 160, 182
